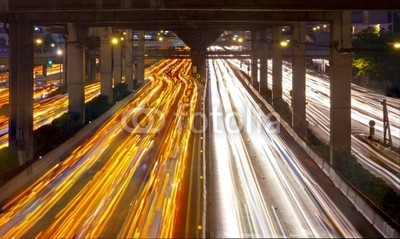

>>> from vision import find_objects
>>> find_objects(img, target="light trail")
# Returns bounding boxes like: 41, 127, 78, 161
0, 82, 101, 149
209, 59, 361, 238
232, 59, 400, 191
0, 59, 199, 238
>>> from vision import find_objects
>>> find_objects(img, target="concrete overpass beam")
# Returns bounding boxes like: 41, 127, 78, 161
272, 26, 283, 103
330, 11, 352, 164
175, 29, 222, 81
9, 15, 34, 165
100, 27, 113, 103
135, 31, 145, 85
292, 22, 307, 137
67, 23, 86, 124
259, 28, 269, 96
251, 30, 259, 87
125, 30, 134, 91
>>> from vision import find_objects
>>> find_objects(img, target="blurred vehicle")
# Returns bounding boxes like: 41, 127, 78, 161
35, 74, 46, 87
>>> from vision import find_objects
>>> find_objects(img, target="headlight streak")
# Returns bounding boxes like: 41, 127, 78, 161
211, 59, 362, 238
0, 59, 199, 238
233, 59, 399, 195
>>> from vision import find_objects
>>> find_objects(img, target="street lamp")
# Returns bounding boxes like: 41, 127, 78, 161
57, 48, 63, 86
280, 40, 289, 47
111, 37, 119, 45
35, 38, 43, 54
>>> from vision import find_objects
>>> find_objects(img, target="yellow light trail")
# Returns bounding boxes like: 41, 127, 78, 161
0, 59, 198, 238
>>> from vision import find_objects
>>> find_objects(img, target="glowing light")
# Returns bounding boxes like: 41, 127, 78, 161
35, 38, 43, 45
111, 37, 119, 45
280, 41, 289, 47
394, 42, 400, 49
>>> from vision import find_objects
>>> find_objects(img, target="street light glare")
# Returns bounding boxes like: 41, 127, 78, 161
35, 38, 43, 45
111, 37, 119, 45
394, 42, 400, 49
57, 49, 63, 55
280, 41, 289, 47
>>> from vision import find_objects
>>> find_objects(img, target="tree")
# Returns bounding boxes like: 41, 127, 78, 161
352, 27, 400, 84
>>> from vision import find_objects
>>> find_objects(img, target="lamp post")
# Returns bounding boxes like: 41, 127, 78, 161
56, 48, 63, 87
111, 36, 119, 86
35, 38, 43, 54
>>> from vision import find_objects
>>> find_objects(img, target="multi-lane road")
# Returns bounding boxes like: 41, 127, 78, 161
0, 58, 391, 237
0, 59, 203, 237
207, 59, 381, 238
232, 59, 400, 191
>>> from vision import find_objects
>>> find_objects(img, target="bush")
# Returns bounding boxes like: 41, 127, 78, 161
34, 112, 83, 157
0, 148, 19, 186
334, 153, 400, 226
33, 124, 59, 157
113, 83, 130, 102
306, 128, 400, 227
85, 94, 111, 122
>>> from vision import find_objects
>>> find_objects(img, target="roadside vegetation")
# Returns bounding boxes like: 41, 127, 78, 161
308, 131, 400, 229
352, 27, 400, 97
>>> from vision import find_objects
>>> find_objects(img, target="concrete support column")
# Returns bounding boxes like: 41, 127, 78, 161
42, 64, 47, 77
251, 30, 259, 87
330, 11, 352, 163
9, 15, 34, 165
292, 22, 307, 137
87, 57, 97, 83
125, 30, 134, 91
121, 58, 126, 83
259, 28, 269, 95
272, 26, 283, 103
113, 42, 122, 84
100, 27, 113, 103
192, 53, 207, 82
67, 23, 86, 124
135, 31, 145, 85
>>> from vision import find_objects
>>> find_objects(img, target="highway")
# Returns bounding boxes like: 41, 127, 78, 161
0, 59, 202, 237
232, 59, 400, 191
208, 59, 365, 238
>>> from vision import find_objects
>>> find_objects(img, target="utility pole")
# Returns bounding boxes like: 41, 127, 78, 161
382, 99, 393, 146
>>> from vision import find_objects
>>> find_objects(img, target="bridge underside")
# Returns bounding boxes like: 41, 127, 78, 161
1, 1, 400, 29
5, 0, 400, 11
